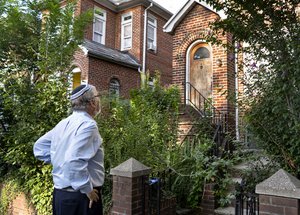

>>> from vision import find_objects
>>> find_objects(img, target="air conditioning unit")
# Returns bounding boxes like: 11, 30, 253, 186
148, 43, 156, 51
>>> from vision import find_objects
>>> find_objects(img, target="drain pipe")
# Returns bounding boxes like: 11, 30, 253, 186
235, 42, 240, 141
142, 1, 153, 75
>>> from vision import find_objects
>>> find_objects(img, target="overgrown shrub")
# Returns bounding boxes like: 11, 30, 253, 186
0, 1, 92, 214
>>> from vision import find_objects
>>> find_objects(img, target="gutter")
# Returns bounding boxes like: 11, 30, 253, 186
142, 1, 153, 73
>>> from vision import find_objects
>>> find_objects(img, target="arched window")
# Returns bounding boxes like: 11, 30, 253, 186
193, 47, 210, 60
109, 78, 120, 96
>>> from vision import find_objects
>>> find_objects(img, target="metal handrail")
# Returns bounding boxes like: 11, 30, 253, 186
185, 82, 229, 156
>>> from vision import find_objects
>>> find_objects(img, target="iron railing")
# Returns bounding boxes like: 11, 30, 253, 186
185, 82, 229, 156
235, 181, 259, 215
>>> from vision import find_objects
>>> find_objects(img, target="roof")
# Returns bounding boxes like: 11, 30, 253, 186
81, 40, 141, 70
163, 0, 226, 33
96, 0, 173, 20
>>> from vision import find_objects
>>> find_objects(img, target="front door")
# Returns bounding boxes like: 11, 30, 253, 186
189, 43, 212, 100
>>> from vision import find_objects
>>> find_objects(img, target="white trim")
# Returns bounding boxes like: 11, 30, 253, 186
72, 67, 81, 73
163, 0, 226, 33
121, 12, 133, 51
147, 14, 157, 51
185, 40, 213, 104
93, 7, 106, 44
79, 45, 89, 56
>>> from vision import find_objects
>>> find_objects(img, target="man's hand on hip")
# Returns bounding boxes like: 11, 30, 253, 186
87, 189, 99, 208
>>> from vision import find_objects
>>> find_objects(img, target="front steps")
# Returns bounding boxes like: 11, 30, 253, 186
214, 151, 267, 215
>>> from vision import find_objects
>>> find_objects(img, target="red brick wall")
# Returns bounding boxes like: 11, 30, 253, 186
259, 195, 300, 215
172, 3, 235, 115
88, 57, 140, 98
111, 176, 145, 215
199, 183, 216, 214
9, 193, 35, 215
73, 49, 89, 81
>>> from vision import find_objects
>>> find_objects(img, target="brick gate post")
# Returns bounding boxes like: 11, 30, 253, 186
256, 169, 300, 215
110, 158, 151, 215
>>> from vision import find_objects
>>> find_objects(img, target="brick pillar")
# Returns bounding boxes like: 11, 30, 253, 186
10, 193, 35, 215
110, 158, 151, 215
199, 183, 216, 215
256, 169, 300, 215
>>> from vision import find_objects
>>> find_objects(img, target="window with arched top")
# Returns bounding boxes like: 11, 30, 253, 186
193, 47, 210, 60
109, 78, 120, 96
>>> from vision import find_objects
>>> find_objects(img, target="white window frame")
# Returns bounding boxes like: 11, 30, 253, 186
121, 12, 133, 51
93, 7, 106, 44
147, 14, 157, 51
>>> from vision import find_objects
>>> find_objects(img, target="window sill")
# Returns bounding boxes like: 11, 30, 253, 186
147, 49, 157, 55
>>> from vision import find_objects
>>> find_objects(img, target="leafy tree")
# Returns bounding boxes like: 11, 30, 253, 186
204, 0, 300, 175
0, 0, 92, 214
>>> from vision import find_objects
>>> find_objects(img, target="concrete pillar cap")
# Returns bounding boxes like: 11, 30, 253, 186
110, 157, 151, 178
256, 169, 300, 199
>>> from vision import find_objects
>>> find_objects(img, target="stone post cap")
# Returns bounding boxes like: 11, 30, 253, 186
110, 157, 151, 178
256, 169, 300, 199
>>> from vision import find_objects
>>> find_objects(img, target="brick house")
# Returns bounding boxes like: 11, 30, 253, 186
69, 0, 241, 133
69, 0, 173, 98
164, 0, 241, 133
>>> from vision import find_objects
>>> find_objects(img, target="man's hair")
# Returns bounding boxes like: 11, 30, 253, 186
71, 85, 98, 111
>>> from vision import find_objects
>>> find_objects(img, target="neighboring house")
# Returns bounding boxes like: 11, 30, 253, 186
164, 0, 242, 132
68, 0, 241, 133
68, 0, 173, 98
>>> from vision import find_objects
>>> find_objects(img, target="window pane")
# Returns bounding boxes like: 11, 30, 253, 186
124, 15, 132, 21
148, 17, 155, 23
147, 39, 154, 46
148, 25, 154, 39
109, 79, 120, 96
124, 24, 131, 37
95, 19, 103, 33
124, 38, 131, 48
94, 33, 102, 43
194, 47, 210, 60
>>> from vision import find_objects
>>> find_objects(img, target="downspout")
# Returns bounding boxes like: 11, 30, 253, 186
235, 42, 240, 141
142, 2, 153, 74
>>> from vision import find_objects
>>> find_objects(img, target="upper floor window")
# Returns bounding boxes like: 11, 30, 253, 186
93, 7, 106, 44
121, 13, 132, 50
109, 78, 120, 96
147, 15, 157, 51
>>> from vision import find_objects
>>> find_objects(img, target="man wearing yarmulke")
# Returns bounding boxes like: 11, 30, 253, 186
34, 84, 104, 215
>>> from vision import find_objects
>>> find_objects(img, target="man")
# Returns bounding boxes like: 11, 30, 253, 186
34, 84, 104, 215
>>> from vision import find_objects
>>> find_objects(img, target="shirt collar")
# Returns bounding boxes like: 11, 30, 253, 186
73, 110, 94, 120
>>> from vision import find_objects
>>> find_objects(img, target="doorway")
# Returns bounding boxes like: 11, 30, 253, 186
189, 43, 212, 100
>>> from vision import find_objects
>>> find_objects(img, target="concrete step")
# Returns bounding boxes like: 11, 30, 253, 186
176, 208, 193, 215
215, 206, 235, 215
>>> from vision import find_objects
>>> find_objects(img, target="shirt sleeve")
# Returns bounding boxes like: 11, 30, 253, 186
33, 129, 53, 164
66, 121, 101, 194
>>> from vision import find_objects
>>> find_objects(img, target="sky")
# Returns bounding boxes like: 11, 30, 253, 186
153, 0, 188, 13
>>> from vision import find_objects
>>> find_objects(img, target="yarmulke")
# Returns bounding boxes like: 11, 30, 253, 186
70, 84, 91, 100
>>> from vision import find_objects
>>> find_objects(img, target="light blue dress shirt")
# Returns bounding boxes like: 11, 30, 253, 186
34, 111, 104, 194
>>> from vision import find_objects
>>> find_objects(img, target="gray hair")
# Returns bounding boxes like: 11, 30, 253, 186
71, 85, 98, 111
